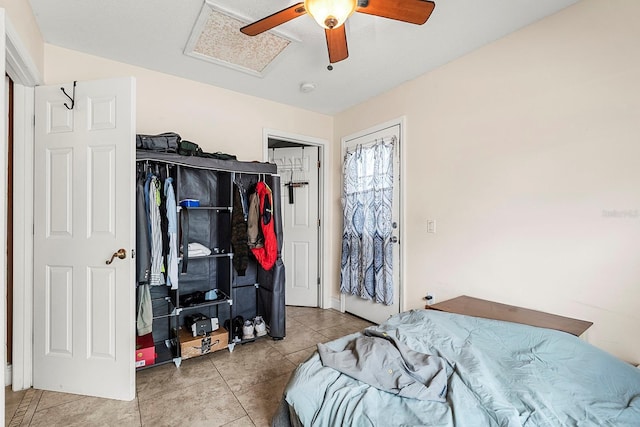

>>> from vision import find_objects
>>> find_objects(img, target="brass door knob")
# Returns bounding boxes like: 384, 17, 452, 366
106, 248, 127, 265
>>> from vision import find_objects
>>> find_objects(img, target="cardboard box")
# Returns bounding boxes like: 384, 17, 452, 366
179, 326, 228, 360
135, 333, 156, 368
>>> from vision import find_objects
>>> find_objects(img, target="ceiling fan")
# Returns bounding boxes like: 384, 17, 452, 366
240, 0, 435, 64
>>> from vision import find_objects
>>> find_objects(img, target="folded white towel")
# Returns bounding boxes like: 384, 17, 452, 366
181, 242, 211, 257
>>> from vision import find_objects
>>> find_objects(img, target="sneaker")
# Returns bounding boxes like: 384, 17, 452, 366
232, 316, 244, 342
254, 316, 267, 337
242, 319, 255, 340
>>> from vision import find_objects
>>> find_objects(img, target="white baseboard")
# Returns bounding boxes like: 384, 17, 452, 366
331, 296, 342, 312
5, 364, 11, 386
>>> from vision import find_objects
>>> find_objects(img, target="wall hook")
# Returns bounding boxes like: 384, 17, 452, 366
61, 81, 77, 110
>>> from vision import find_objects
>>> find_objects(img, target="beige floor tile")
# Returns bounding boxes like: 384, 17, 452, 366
234, 373, 291, 427
138, 378, 245, 427
4, 387, 27, 424
136, 354, 221, 402
285, 306, 321, 318
284, 346, 317, 365
291, 309, 353, 331
35, 390, 87, 411
221, 415, 255, 426
5, 306, 364, 427
212, 340, 296, 394
265, 326, 328, 356
315, 320, 373, 342
282, 317, 306, 333
7, 388, 42, 427
29, 396, 140, 427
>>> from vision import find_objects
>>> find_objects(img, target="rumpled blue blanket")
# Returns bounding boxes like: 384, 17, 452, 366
283, 309, 640, 427
317, 329, 452, 402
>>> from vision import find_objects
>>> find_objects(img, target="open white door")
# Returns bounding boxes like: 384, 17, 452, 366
341, 121, 402, 325
33, 78, 136, 400
0, 8, 7, 417
270, 146, 319, 307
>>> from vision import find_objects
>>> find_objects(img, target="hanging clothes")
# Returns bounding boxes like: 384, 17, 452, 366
136, 171, 151, 283
164, 177, 178, 290
137, 283, 153, 336
247, 190, 264, 249
148, 175, 165, 286
233, 174, 250, 221
251, 181, 277, 271
231, 184, 249, 275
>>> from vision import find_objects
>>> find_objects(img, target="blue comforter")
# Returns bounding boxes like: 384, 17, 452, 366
283, 310, 640, 426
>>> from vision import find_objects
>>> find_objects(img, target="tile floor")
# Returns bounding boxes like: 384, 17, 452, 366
5, 307, 374, 427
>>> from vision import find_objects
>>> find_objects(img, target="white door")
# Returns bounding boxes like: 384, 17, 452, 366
0, 9, 6, 413
33, 78, 136, 400
341, 122, 402, 324
270, 146, 319, 307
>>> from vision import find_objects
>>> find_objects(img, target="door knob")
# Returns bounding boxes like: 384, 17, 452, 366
106, 248, 127, 265
390, 236, 398, 243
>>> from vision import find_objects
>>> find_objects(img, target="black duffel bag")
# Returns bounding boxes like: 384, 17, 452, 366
136, 132, 181, 152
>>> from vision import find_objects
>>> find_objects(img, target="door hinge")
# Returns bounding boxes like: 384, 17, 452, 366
317, 160, 321, 169
317, 219, 321, 227
317, 277, 320, 285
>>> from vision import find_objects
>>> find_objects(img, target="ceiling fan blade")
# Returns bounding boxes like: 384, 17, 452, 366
240, 2, 307, 36
356, 0, 435, 25
325, 26, 349, 64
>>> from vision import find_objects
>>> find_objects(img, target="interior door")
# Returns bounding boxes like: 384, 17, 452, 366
270, 146, 319, 307
341, 122, 402, 324
33, 77, 136, 400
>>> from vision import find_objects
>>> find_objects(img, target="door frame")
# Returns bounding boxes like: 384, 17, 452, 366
262, 129, 330, 309
339, 117, 407, 317
4, 11, 43, 392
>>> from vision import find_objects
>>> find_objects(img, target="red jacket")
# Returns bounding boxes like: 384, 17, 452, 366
251, 182, 277, 270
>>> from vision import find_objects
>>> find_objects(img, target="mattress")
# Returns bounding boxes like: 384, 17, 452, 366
278, 309, 640, 426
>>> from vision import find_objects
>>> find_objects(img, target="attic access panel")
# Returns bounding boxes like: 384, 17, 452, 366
184, 1, 295, 77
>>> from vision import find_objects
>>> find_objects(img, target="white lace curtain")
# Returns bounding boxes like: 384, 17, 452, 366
340, 138, 395, 305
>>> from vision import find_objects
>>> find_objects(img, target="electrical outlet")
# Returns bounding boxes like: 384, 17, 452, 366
425, 294, 435, 306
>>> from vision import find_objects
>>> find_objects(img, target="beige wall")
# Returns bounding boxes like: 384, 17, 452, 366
335, 0, 640, 363
1, 0, 44, 76
43, 45, 333, 161
8, 0, 639, 364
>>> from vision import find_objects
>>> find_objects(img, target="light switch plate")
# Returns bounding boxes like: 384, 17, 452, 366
427, 219, 436, 233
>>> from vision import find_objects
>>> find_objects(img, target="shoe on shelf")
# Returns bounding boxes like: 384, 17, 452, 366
242, 319, 255, 340
254, 316, 267, 337
232, 316, 244, 342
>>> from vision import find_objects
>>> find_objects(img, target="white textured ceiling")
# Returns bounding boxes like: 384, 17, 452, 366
28, 0, 579, 115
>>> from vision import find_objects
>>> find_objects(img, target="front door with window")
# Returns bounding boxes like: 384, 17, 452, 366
341, 121, 402, 325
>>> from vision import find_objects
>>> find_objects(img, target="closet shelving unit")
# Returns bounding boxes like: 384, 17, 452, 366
136, 150, 286, 369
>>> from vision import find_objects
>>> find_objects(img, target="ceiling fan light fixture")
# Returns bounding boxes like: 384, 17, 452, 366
304, 0, 357, 29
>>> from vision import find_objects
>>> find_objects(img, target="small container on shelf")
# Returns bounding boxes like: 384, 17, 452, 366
178, 326, 229, 359
135, 333, 156, 368
179, 198, 200, 207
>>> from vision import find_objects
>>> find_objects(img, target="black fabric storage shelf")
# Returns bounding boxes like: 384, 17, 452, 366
135, 149, 285, 368
136, 150, 277, 174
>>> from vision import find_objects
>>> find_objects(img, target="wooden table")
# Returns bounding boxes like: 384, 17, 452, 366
428, 295, 593, 337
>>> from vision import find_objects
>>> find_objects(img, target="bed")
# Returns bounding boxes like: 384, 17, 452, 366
273, 309, 640, 426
